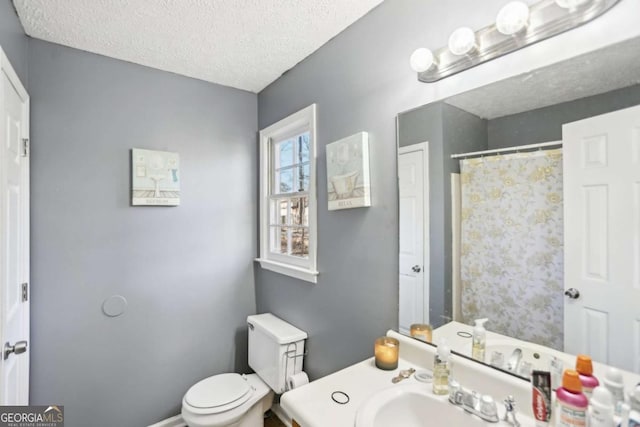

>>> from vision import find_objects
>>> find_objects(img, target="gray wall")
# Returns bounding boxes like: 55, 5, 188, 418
0, 0, 28, 85
488, 84, 640, 148
28, 40, 258, 427
397, 103, 487, 325
255, 0, 503, 380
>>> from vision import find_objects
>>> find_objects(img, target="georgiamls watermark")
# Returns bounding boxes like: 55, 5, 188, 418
0, 406, 64, 427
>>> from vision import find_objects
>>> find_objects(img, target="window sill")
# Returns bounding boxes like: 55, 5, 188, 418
255, 258, 318, 284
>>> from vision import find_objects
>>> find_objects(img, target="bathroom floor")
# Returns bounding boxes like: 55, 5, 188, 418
264, 411, 286, 427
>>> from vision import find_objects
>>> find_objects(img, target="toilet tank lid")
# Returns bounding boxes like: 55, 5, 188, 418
247, 313, 307, 344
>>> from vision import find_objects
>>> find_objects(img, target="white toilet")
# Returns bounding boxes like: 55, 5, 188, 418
181, 313, 307, 427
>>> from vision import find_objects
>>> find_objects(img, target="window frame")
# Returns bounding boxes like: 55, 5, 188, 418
257, 104, 318, 283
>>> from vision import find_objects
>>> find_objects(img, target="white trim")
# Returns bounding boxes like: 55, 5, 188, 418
259, 105, 318, 283
398, 141, 430, 324
0, 48, 29, 108
450, 173, 462, 322
146, 414, 186, 427
255, 258, 318, 284
0, 45, 30, 404
143, 401, 295, 426
398, 143, 427, 155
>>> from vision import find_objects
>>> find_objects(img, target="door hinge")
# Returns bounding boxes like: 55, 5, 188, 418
21, 138, 29, 157
21, 282, 28, 302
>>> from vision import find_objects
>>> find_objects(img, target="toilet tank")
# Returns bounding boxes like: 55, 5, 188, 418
247, 313, 307, 394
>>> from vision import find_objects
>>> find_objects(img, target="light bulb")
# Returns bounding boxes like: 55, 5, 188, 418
496, 1, 530, 35
555, 0, 591, 9
448, 27, 477, 56
410, 48, 436, 72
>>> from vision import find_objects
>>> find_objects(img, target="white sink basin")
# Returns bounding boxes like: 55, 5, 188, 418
487, 340, 574, 377
355, 383, 485, 427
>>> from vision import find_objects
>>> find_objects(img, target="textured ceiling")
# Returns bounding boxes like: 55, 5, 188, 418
13, 0, 383, 93
446, 36, 640, 119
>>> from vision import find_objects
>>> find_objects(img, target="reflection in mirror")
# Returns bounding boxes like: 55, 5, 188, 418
397, 36, 640, 380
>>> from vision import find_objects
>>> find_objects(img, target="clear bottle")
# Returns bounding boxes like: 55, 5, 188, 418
550, 356, 564, 391
433, 339, 451, 395
472, 318, 488, 362
619, 402, 631, 427
629, 385, 640, 427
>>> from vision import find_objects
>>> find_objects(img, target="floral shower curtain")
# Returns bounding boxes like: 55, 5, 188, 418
460, 148, 564, 350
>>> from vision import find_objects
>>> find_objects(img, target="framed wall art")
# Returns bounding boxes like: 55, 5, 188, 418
326, 132, 371, 210
131, 148, 180, 206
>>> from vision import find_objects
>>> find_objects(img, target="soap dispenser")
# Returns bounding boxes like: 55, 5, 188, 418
433, 339, 451, 396
472, 318, 488, 362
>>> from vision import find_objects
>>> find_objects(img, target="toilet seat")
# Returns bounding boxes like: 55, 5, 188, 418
184, 373, 254, 415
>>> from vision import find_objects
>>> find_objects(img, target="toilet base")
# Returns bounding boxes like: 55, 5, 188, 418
182, 374, 273, 427
183, 392, 273, 427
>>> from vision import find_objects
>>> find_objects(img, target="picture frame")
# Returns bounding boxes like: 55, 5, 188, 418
326, 132, 371, 210
131, 148, 180, 206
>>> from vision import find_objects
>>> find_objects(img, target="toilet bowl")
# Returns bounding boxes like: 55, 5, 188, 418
181, 313, 307, 427
181, 373, 274, 427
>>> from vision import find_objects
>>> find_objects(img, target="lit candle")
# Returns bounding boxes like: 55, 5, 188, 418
374, 337, 399, 370
410, 323, 433, 343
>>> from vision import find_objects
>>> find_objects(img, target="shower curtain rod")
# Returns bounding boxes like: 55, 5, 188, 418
450, 141, 562, 159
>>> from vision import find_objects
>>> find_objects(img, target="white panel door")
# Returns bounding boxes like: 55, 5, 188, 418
398, 143, 429, 334
0, 50, 30, 404
563, 104, 640, 373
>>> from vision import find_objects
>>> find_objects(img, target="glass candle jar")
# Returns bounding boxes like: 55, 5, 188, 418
410, 323, 433, 343
374, 337, 399, 370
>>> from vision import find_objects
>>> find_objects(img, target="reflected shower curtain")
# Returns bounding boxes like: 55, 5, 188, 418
460, 149, 564, 350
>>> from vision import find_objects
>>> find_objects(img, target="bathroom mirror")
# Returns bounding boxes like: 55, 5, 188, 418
396, 35, 640, 379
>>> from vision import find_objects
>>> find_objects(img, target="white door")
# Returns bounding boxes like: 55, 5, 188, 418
563, 105, 640, 373
398, 143, 429, 335
0, 49, 30, 404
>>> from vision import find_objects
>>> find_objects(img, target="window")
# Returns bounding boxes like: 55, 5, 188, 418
257, 104, 317, 283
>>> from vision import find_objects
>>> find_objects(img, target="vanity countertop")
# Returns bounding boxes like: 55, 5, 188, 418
281, 331, 537, 427
281, 356, 431, 427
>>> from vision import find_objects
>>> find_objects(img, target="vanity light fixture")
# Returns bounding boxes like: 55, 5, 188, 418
409, 48, 436, 73
411, 0, 620, 82
555, 0, 592, 9
496, 1, 530, 36
448, 27, 477, 56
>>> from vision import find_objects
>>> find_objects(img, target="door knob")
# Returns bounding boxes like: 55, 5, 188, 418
4, 340, 28, 360
412, 265, 421, 273
564, 288, 580, 300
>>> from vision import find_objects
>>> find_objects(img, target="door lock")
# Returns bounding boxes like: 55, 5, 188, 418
412, 265, 422, 273
4, 341, 28, 360
564, 288, 580, 300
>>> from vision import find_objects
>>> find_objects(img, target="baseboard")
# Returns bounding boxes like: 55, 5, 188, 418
147, 414, 186, 427
271, 403, 292, 427
148, 404, 289, 427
